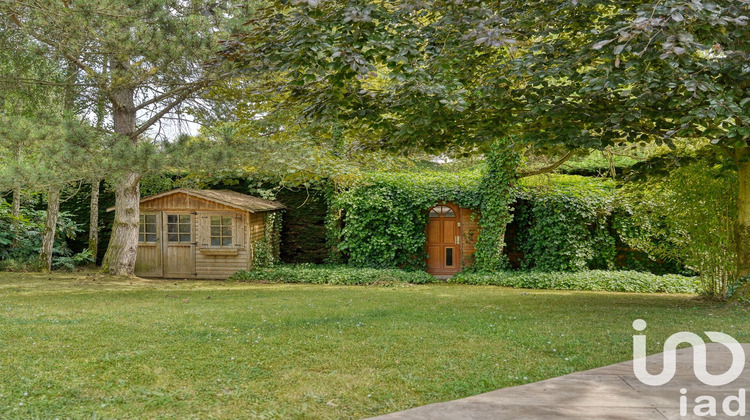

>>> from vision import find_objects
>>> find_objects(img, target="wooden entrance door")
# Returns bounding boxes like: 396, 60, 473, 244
426, 204, 460, 275
162, 213, 195, 278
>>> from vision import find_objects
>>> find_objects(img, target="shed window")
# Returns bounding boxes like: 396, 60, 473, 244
139, 214, 157, 243
167, 214, 192, 242
210, 216, 233, 247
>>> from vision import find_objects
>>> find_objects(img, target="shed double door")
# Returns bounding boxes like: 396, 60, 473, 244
162, 213, 196, 278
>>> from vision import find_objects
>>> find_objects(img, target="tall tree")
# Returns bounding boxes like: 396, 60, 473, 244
226, 0, 750, 282
1, 0, 239, 275
0, 24, 58, 247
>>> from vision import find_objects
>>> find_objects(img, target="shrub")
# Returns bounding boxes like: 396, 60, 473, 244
618, 160, 737, 298
52, 249, 95, 271
228, 264, 438, 285
450, 270, 699, 294
0, 199, 81, 270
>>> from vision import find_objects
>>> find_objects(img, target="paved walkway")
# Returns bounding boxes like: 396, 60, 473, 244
371, 343, 750, 420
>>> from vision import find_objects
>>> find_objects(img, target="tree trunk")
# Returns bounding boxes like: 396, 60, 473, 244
88, 179, 100, 262
736, 157, 750, 279
11, 186, 20, 248
101, 172, 141, 276
101, 58, 141, 276
733, 155, 750, 301
11, 188, 20, 218
39, 187, 60, 272
11, 146, 21, 248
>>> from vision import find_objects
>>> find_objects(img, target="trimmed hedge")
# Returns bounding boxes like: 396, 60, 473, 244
450, 270, 699, 294
228, 264, 438, 285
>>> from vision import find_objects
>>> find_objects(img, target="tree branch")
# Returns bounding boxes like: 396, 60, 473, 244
132, 82, 210, 138
6, 11, 113, 102
134, 82, 206, 112
518, 149, 577, 177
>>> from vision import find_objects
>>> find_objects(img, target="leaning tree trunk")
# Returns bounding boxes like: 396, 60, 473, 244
39, 187, 61, 272
88, 179, 100, 262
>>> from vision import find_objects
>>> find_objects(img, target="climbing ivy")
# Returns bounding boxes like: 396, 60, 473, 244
515, 175, 617, 271
328, 169, 482, 269
252, 211, 283, 268
473, 140, 520, 271
327, 164, 629, 273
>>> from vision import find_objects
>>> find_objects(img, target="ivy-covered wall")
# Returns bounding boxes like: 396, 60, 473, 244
328, 170, 483, 269
514, 176, 617, 271
329, 171, 686, 274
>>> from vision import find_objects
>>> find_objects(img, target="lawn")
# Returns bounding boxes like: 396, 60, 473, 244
0, 272, 747, 419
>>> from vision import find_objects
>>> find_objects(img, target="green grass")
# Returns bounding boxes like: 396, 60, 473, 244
0, 272, 747, 419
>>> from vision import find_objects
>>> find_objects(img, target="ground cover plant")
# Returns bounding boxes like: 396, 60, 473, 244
1, 272, 747, 419
229, 264, 437, 285
451, 270, 698, 294
231, 265, 697, 294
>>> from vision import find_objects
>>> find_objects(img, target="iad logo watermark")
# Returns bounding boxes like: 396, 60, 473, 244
632, 319, 746, 417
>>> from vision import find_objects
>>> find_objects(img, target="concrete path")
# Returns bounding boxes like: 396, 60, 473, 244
370, 343, 750, 420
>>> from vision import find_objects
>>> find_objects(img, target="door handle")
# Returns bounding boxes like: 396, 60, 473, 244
455, 235, 460, 244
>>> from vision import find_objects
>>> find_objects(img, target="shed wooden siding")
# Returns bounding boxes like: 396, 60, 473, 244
140, 193, 240, 212
194, 211, 257, 279
460, 208, 479, 268
248, 212, 266, 245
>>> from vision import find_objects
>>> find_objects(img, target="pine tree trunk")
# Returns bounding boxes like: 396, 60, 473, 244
39, 187, 60, 272
101, 172, 141, 276
88, 179, 100, 262
101, 59, 141, 276
11, 146, 21, 248
11, 186, 20, 248
11, 188, 20, 218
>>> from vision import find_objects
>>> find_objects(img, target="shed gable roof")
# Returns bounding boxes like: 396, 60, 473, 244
107, 188, 286, 213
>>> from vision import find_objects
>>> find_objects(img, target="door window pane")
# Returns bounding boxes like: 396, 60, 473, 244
167, 214, 191, 243
446, 248, 454, 267
209, 215, 233, 247
428, 205, 455, 218
139, 214, 157, 243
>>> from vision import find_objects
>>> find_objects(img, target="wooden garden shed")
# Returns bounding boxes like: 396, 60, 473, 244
111, 188, 285, 279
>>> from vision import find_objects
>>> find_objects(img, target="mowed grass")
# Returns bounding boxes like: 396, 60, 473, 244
0, 272, 747, 419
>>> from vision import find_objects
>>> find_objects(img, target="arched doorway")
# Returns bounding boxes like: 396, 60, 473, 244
426, 204, 460, 275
